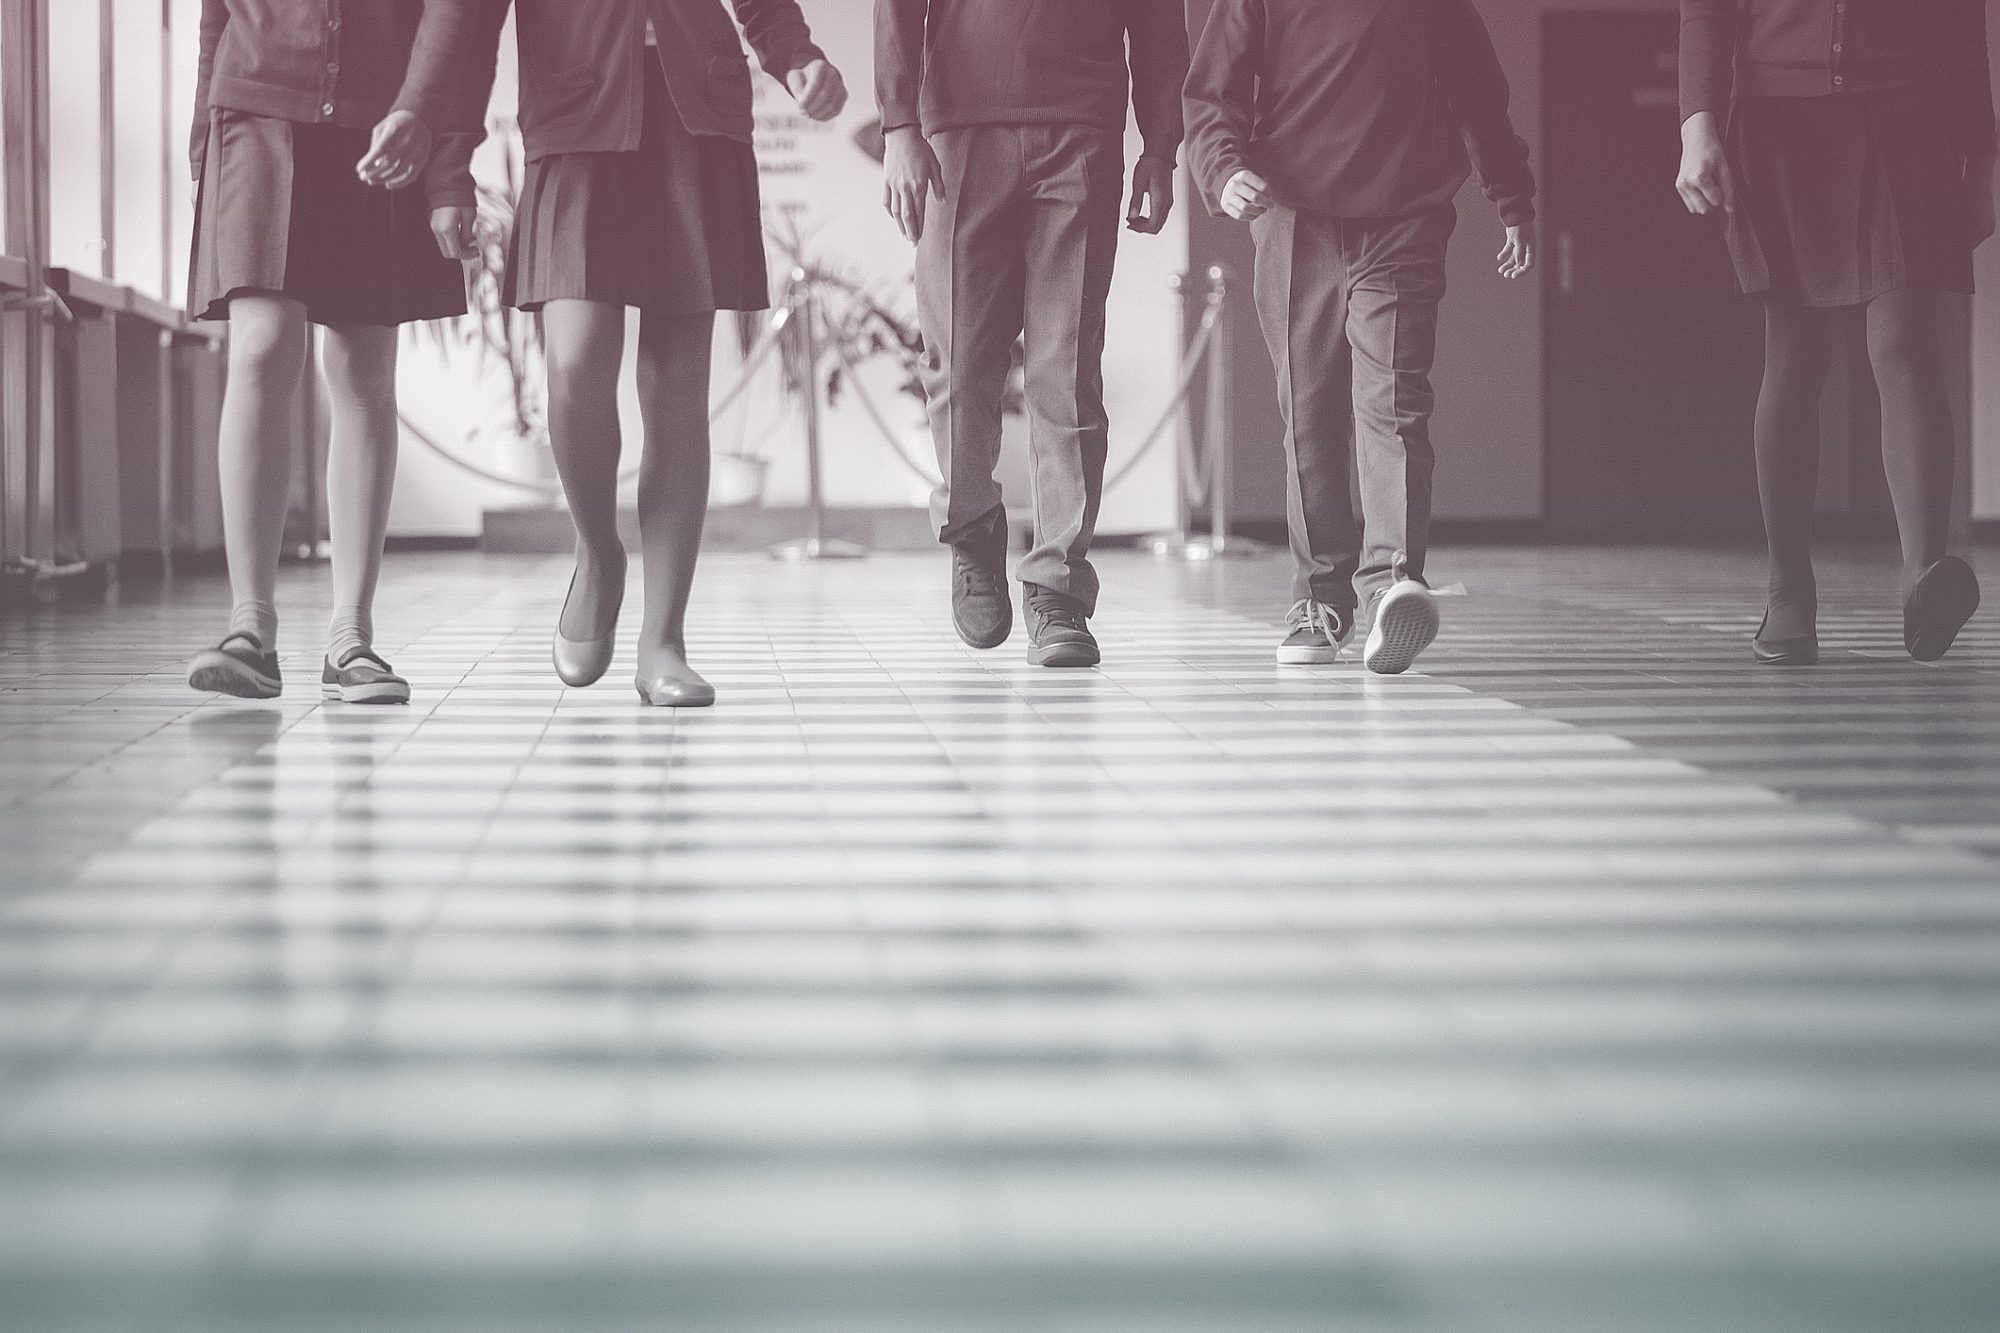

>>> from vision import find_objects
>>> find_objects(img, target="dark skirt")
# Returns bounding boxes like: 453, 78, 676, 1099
188, 112, 468, 326
504, 56, 768, 313
1725, 86, 1975, 307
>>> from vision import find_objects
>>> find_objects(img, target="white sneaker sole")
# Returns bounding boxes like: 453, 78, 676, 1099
1275, 643, 1343, 665
1363, 586, 1439, 675
321, 681, 410, 705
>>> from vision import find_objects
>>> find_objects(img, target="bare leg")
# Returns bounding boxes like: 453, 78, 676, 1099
1753, 297, 1834, 641
216, 294, 312, 653
319, 324, 400, 665
631, 309, 715, 701
539, 300, 630, 640
1865, 286, 1955, 598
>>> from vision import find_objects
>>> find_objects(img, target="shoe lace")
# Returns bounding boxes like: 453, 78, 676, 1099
1286, 600, 1345, 640
1030, 589, 1086, 633
956, 554, 1003, 598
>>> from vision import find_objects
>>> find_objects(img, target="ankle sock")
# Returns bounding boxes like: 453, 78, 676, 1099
327, 607, 373, 668
229, 601, 278, 655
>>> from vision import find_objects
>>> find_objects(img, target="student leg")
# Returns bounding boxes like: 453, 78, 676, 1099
216, 294, 311, 654
1250, 208, 1360, 612
1016, 126, 1123, 620
630, 308, 716, 706
1754, 297, 1834, 644
1867, 285, 1979, 657
1343, 207, 1452, 675
539, 299, 629, 681
916, 127, 1028, 646
319, 324, 400, 669
1866, 287, 1955, 591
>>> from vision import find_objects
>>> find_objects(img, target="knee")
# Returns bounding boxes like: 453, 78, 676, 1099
229, 318, 307, 382
320, 334, 397, 404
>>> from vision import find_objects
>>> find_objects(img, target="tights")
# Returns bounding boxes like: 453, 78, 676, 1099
1754, 288, 1955, 640
217, 297, 400, 662
538, 301, 715, 681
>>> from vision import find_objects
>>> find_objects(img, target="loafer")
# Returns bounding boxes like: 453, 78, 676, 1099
1751, 611, 1818, 666
320, 649, 410, 705
553, 560, 624, 687
1904, 556, 1979, 662
634, 673, 716, 708
188, 633, 282, 699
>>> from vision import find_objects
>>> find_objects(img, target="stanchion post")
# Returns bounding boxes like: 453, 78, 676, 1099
157, 327, 175, 577
1160, 265, 1268, 561
1205, 265, 1233, 555
1147, 271, 1196, 557
771, 268, 865, 561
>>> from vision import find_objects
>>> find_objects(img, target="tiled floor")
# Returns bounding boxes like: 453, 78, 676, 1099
2, 544, 1997, 1332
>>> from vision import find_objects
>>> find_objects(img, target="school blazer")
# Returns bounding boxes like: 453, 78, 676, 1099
460, 0, 827, 161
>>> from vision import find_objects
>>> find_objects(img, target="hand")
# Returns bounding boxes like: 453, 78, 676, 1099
1127, 155, 1175, 234
1675, 112, 1732, 215
430, 205, 479, 261
1967, 157, 1997, 247
1219, 169, 1273, 223
787, 58, 847, 122
882, 126, 943, 244
1497, 225, 1534, 279
357, 109, 433, 190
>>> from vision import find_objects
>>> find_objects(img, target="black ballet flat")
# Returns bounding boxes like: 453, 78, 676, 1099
1752, 612, 1818, 666
1903, 556, 1980, 662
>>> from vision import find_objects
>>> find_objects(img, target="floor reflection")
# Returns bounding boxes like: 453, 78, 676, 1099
1, 547, 1997, 1331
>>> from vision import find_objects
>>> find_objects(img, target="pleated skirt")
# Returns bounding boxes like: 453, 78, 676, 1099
1725, 86, 1975, 307
188, 111, 468, 327
504, 55, 768, 314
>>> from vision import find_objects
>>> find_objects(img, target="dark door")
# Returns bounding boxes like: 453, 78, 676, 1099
1542, 11, 1765, 540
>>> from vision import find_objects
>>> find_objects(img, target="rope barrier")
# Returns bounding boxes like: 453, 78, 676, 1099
396, 294, 795, 495
395, 269, 1230, 507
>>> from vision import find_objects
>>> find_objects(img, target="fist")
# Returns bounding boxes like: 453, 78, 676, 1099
430, 205, 479, 261
787, 59, 847, 123
1220, 169, 1273, 223
357, 110, 433, 190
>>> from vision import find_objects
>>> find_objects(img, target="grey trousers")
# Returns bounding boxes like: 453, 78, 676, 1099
916, 124, 1124, 612
1250, 204, 1456, 610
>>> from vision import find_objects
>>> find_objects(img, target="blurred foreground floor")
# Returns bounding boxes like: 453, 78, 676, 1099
1, 545, 1997, 1332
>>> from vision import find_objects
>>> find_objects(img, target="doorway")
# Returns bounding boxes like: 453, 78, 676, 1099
1541, 10, 1766, 540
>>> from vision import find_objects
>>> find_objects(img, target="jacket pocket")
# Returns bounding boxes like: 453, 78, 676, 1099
704, 50, 754, 133
521, 63, 600, 142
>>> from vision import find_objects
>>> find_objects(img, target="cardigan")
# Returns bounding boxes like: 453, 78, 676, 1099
873, 0, 1189, 164
1185, 0, 1536, 226
193, 0, 484, 209
452, 0, 826, 164
1679, 0, 1997, 157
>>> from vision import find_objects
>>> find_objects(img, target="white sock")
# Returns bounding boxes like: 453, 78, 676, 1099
228, 601, 278, 655
327, 607, 373, 668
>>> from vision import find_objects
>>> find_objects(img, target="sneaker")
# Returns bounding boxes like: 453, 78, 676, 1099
1363, 579, 1439, 675
1275, 600, 1353, 665
188, 633, 282, 699
320, 649, 410, 705
1024, 584, 1100, 668
951, 545, 1012, 649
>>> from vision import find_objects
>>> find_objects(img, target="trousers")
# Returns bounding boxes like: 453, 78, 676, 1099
915, 123, 1125, 611
1250, 204, 1455, 609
